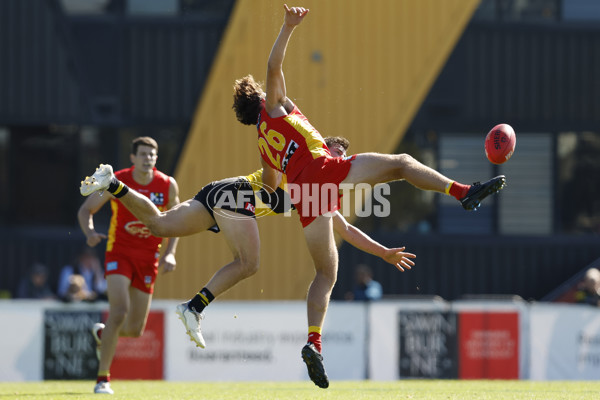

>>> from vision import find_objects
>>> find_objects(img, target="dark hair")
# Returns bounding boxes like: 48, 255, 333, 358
324, 136, 350, 152
232, 75, 265, 125
132, 136, 158, 155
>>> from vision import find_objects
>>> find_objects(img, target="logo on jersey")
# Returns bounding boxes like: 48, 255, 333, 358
124, 221, 152, 238
281, 140, 299, 173
144, 275, 153, 288
150, 192, 164, 205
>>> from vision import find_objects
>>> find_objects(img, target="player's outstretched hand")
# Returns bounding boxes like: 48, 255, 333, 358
283, 4, 309, 27
381, 247, 416, 272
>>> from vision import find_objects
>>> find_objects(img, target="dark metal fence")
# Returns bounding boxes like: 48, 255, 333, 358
0, 227, 92, 299
333, 232, 600, 302
2, 226, 597, 302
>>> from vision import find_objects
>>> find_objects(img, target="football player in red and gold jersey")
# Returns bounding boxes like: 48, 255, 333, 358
231, 4, 507, 388
78, 136, 179, 395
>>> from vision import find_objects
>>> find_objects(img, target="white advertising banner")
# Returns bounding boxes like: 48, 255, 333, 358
164, 300, 367, 381
369, 300, 529, 380
530, 303, 600, 380
5, 299, 599, 382
0, 301, 45, 381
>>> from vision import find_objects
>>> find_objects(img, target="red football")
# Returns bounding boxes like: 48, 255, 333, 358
485, 123, 516, 164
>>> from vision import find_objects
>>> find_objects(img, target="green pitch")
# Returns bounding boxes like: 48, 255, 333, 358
1, 380, 599, 400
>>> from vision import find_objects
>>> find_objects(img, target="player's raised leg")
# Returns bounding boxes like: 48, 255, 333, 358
342, 152, 505, 210
81, 164, 115, 196
91, 322, 104, 361
81, 164, 215, 237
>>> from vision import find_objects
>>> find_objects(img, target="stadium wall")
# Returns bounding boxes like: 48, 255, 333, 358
162, 0, 480, 301
3, 299, 600, 382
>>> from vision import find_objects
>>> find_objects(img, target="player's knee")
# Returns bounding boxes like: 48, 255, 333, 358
315, 269, 337, 288
395, 153, 417, 175
396, 153, 416, 165
108, 307, 128, 325
239, 254, 260, 278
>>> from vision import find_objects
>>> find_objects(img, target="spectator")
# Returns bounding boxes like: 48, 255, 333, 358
574, 267, 600, 306
57, 247, 107, 302
346, 264, 383, 301
63, 273, 96, 302
17, 262, 56, 299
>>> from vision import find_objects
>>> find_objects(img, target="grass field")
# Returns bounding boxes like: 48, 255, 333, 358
1, 380, 599, 400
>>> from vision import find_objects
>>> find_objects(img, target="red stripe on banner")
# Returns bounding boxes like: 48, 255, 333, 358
458, 311, 519, 379
107, 310, 164, 380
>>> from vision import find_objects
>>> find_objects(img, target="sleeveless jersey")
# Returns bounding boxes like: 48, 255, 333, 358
257, 104, 330, 183
106, 167, 171, 256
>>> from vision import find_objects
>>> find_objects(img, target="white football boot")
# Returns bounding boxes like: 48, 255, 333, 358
94, 381, 114, 395
91, 322, 105, 361
80, 164, 114, 196
175, 302, 206, 348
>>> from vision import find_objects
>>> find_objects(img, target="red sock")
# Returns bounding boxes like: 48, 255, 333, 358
449, 182, 470, 200
97, 375, 110, 383
97, 328, 103, 340
308, 332, 322, 353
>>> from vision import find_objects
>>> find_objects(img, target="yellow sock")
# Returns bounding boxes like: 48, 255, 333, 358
308, 326, 321, 335
444, 181, 454, 195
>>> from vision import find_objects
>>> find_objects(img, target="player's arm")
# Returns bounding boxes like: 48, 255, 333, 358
332, 211, 416, 272
260, 157, 281, 193
265, 4, 309, 115
77, 192, 111, 247
159, 177, 180, 274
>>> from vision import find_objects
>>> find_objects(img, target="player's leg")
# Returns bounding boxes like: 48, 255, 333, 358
112, 191, 215, 237
342, 152, 505, 210
139, 199, 216, 237
119, 286, 152, 337
95, 274, 131, 394
300, 214, 336, 389
80, 164, 216, 236
176, 209, 260, 348
341, 152, 451, 190
203, 210, 261, 296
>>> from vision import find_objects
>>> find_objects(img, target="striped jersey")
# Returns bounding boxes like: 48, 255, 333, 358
106, 167, 171, 256
257, 104, 330, 183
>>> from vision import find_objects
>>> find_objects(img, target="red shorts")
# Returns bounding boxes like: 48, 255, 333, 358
289, 155, 356, 227
104, 251, 159, 294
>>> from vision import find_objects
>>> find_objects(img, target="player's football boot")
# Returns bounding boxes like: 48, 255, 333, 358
80, 164, 114, 196
91, 322, 105, 361
94, 381, 114, 395
301, 342, 329, 389
175, 302, 206, 348
460, 175, 506, 211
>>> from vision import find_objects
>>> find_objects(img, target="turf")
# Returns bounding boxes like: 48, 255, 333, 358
0, 380, 599, 400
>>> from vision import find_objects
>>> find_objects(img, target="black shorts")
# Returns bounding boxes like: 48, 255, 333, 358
193, 178, 256, 228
